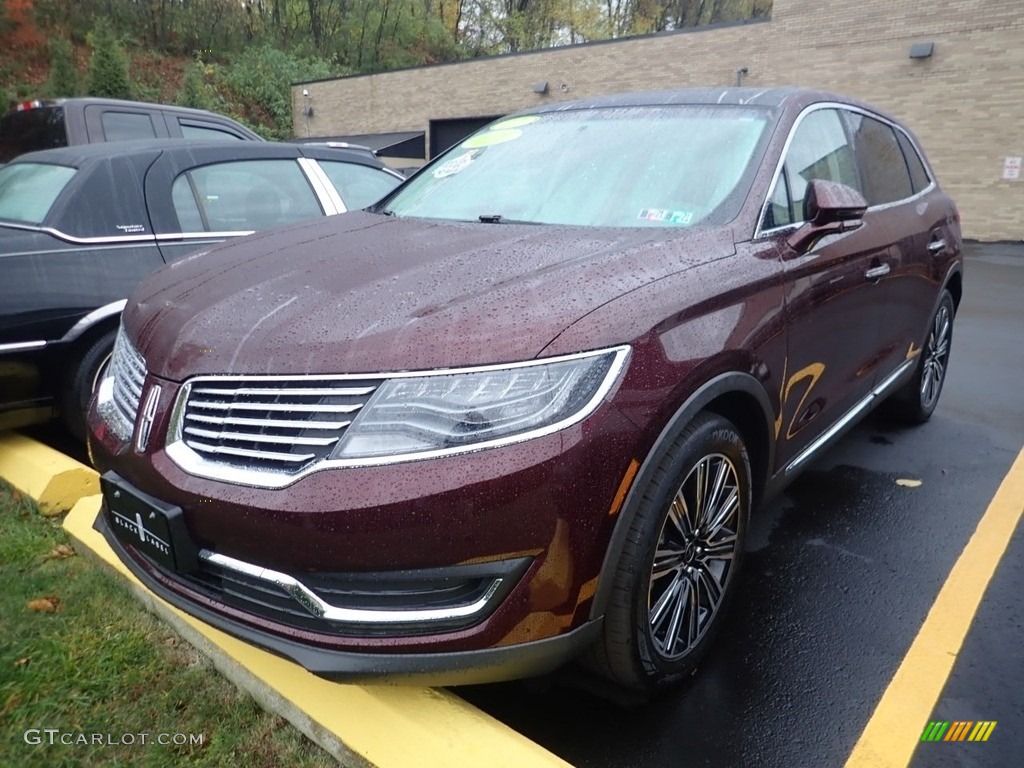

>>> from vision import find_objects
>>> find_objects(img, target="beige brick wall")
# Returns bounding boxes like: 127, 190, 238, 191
294, 0, 1024, 240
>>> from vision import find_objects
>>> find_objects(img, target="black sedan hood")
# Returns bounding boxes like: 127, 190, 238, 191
125, 212, 735, 379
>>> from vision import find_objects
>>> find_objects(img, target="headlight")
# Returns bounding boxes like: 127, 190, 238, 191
331, 346, 630, 460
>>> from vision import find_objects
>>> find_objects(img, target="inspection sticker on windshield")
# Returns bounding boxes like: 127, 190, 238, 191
433, 150, 478, 179
638, 208, 694, 225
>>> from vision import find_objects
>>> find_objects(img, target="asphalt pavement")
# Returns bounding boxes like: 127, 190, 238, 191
460, 241, 1023, 768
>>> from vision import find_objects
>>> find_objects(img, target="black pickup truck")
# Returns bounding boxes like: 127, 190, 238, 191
0, 97, 262, 162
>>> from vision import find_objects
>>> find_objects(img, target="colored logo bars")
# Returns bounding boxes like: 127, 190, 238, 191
920, 721, 997, 742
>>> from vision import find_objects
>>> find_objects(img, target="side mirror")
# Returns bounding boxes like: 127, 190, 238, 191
786, 179, 868, 253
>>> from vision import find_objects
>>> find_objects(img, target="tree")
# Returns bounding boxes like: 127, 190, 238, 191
176, 61, 217, 111
86, 17, 132, 99
47, 36, 79, 97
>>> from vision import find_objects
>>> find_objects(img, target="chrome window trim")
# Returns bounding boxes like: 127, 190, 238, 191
61, 299, 127, 343
753, 102, 937, 241
0, 340, 47, 353
166, 345, 631, 489
201, 550, 504, 624
0, 221, 254, 244
298, 157, 345, 214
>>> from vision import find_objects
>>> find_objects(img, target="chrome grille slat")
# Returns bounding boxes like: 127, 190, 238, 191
189, 401, 363, 413
183, 426, 339, 447
176, 375, 383, 475
109, 329, 147, 432
191, 386, 376, 397
186, 440, 316, 463
184, 413, 350, 430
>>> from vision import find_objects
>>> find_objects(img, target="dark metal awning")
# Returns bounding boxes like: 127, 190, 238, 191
296, 131, 425, 159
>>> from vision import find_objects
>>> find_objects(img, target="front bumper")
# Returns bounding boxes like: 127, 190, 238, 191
95, 507, 602, 684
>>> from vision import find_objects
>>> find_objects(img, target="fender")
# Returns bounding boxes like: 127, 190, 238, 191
589, 370, 775, 619
61, 299, 126, 344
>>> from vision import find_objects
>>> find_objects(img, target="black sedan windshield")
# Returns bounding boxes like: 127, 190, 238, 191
385, 105, 770, 227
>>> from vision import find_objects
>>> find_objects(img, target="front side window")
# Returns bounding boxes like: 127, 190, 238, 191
0, 162, 76, 223
845, 112, 913, 205
318, 161, 402, 210
780, 108, 860, 223
101, 112, 157, 141
382, 106, 771, 228
172, 160, 323, 232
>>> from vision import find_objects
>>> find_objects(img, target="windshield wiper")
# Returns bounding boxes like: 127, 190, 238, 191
477, 214, 538, 224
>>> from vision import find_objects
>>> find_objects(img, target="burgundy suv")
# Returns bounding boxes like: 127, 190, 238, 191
88, 88, 962, 691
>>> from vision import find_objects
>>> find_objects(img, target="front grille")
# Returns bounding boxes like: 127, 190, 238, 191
177, 377, 383, 474
109, 329, 147, 434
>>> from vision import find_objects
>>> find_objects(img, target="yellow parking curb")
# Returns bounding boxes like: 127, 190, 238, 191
2, 434, 572, 768
0, 431, 98, 514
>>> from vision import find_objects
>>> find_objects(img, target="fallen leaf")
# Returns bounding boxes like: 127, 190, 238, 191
27, 596, 61, 613
14, 657, 30, 668
43, 544, 76, 561
896, 478, 923, 488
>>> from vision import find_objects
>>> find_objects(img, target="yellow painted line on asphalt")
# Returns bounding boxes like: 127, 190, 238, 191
1, 434, 572, 768
0, 431, 98, 513
845, 447, 1024, 768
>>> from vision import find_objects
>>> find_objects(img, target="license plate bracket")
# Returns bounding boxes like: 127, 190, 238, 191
101, 472, 198, 573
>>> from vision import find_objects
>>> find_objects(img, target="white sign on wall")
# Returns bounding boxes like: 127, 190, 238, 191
1003, 156, 1022, 181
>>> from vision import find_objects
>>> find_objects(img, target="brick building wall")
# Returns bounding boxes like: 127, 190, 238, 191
294, 0, 1024, 241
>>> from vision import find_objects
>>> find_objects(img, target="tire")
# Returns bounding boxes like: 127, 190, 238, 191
886, 290, 954, 425
61, 328, 117, 443
589, 412, 752, 692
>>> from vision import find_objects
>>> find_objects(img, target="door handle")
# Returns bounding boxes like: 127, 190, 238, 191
927, 239, 947, 255
865, 264, 891, 281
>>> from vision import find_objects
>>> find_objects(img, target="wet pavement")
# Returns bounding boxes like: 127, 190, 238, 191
460, 242, 1023, 767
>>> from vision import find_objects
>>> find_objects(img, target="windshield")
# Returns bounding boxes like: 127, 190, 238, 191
0, 162, 76, 224
384, 105, 770, 227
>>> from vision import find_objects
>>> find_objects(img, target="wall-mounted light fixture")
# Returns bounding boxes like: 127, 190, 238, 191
735, 67, 749, 87
532, 81, 549, 95
909, 42, 934, 59
302, 89, 313, 136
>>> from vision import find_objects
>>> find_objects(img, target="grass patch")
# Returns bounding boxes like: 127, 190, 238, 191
0, 480, 337, 767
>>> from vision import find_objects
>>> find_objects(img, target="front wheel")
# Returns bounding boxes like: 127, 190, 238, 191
886, 290, 955, 424
589, 412, 751, 691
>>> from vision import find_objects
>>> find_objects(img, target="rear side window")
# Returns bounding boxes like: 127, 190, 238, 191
0, 162, 76, 223
318, 161, 402, 210
172, 160, 323, 232
101, 112, 158, 141
844, 112, 913, 205
896, 131, 932, 193
0, 106, 68, 162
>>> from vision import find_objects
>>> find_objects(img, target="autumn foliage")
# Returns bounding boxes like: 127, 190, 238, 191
1, 0, 45, 54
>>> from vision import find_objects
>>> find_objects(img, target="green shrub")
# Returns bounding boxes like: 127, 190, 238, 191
47, 37, 79, 97
86, 18, 132, 99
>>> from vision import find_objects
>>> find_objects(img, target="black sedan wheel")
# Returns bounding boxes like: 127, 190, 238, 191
592, 412, 751, 691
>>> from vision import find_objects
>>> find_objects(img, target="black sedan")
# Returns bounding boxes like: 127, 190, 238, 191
0, 139, 404, 439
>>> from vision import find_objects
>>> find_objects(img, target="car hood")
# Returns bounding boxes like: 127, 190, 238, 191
125, 212, 735, 379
